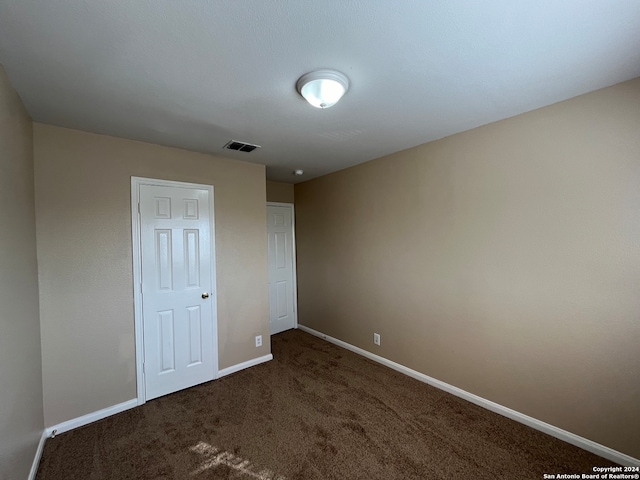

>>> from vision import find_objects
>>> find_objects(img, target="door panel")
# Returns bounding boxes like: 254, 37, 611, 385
187, 306, 202, 365
158, 309, 175, 372
267, 205, 296, 334
184, 230, 200, 288
140, 184, 216, 400
276, 281, 289, 319
155, 230, 173, 290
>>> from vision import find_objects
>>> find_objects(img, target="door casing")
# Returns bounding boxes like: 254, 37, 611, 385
131, 176, 218, 405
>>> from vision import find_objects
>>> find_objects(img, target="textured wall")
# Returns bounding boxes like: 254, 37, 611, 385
0, 67, 44, 478
34, 124, 270, 427
294, 78, 640, 458
266, 180, 294, 203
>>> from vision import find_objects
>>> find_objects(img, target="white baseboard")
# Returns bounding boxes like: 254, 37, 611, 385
28, 429, 48, 480
297, 324, 640, 467
218, 354, 273, 378
39, 354, 274, 441
44, 398, 138, 438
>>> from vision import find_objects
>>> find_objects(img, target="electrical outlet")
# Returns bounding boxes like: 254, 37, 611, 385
255, 335, 262, 348
373, 333, 381, 346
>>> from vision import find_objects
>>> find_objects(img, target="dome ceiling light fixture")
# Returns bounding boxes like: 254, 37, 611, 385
296, 70, 350, 109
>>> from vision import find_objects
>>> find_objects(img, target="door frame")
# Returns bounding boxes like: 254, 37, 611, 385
267, 202, 299, 332
131, 176, 218, 405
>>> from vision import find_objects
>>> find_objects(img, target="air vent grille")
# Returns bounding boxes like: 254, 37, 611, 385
223, 140, 261, 153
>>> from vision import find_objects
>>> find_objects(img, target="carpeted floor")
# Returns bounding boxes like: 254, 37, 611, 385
36, 329, 617, 479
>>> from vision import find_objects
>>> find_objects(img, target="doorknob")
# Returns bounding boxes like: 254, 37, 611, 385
202, 292, 210, 299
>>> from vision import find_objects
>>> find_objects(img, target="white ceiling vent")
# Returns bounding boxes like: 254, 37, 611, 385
223, 140, 261, 153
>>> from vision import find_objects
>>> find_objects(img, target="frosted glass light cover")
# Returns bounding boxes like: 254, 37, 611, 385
300, 79, 345, 108
297, 70, 350, 109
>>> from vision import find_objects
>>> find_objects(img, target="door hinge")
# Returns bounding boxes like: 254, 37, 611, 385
137, 202, 141, 214
142, 362, 145, 374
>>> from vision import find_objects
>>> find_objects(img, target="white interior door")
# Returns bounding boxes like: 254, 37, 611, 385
139, 183, 217, 400
267, 204, 297, 335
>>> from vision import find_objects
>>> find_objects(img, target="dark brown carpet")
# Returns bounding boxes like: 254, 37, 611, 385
36, 329, 616, 479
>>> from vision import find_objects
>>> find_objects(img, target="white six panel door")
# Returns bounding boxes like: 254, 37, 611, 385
140, 184, 215, 400
267, 205, 296, 334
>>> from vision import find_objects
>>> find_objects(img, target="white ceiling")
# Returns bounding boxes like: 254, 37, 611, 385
1, 1, 639, 183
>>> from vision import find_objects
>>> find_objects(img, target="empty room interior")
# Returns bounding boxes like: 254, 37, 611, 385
1, 1, 639, 479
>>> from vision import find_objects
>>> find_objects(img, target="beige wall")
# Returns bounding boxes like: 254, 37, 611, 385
34, 124, 270, 427
266, 180, 294, 203
0, 67, 44, 478
295, 78, 640, 458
